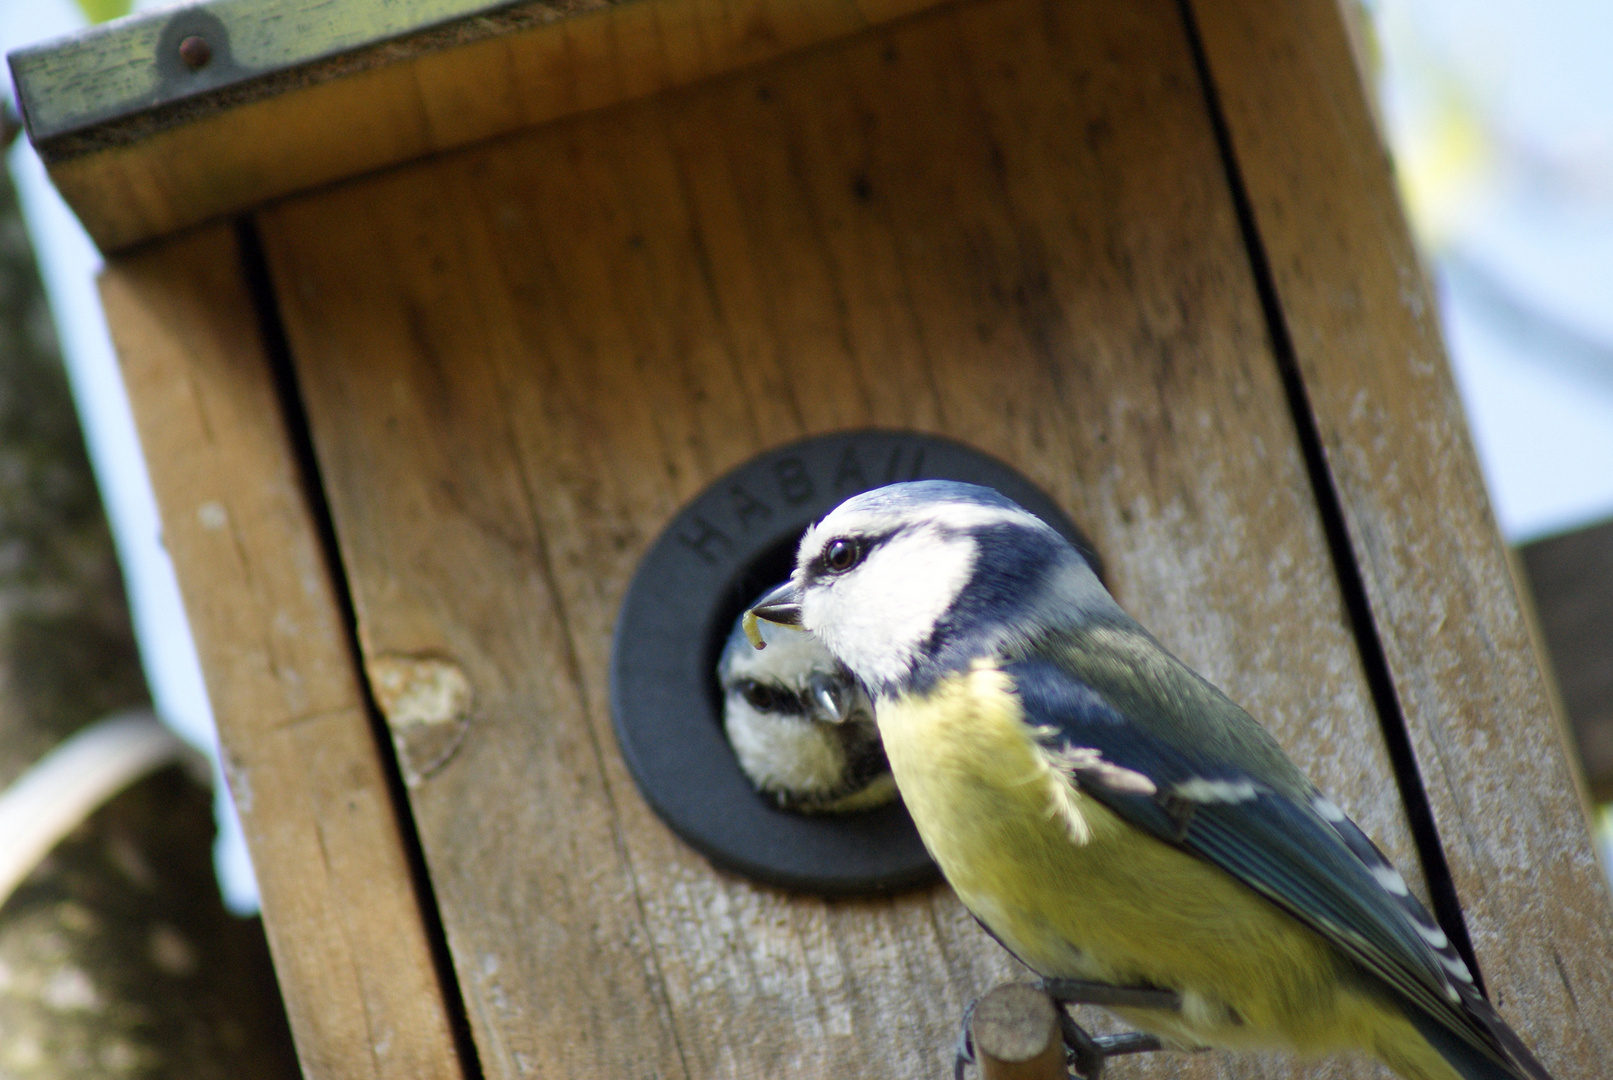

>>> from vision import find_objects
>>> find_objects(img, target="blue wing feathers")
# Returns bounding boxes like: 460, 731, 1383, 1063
1004, 658, 1546, 1080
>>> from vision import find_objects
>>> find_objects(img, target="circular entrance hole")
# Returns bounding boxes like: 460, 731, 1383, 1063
610, 430, 1098, 894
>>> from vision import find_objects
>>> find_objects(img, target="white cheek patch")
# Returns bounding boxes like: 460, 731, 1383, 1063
802, 528, 976, 689
723, 695, 845, 795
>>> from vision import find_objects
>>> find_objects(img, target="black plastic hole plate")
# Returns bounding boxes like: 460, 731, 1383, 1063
609, 430, 1098, 895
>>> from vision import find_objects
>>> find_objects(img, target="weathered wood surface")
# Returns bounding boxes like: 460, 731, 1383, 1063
1185, 0, 1613, 1071
1520, 519, 1613, 802
99, 225, 464, 1080
32, 0, 945, 252
255, 0, 1440, 1076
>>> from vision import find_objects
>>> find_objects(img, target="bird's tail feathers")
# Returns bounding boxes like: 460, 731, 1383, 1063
1464, 994, 1554, 1080
1405, 995, 1555, 1080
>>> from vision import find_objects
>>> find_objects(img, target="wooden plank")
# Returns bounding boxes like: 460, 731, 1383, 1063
258, 0, 1435, 1076
969, 984, 1063, 1080
23, 0, 948, 253
13, 0, 530, 141
98, 225, 465, 1080
1520, 520, 1613, 803
1183, 0, 1613, 1073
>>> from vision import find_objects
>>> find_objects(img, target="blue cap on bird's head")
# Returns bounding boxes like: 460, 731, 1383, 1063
826, 479, 1033, 517
799, 481, 1062, 569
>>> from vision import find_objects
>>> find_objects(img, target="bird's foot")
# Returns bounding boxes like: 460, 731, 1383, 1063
952, 994, 980, 1080
1057, 1014, 1166, 1080
1036, 978, 1181, 1079
951, 980, 1191, 1078
1036, 977, 1183, 1012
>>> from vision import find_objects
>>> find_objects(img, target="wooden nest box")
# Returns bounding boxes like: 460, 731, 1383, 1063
13, 0, 1611, 1077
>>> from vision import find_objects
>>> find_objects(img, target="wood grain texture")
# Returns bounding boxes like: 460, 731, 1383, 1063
255, 0, 1440, 1077
1520, 519, 1613, 802
1184, 0, 1613, 1073
98, 225, 464, 1080
43, 0, 948, 253
971, 984, 1062, 1080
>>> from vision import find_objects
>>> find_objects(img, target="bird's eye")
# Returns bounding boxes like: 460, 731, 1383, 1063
739, 680, 784, 712
824, 538, 862, 573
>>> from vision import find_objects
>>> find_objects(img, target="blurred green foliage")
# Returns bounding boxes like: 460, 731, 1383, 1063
72, 0, 133, 25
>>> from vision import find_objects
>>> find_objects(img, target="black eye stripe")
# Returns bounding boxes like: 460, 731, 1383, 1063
734, 679, 807, 715
813, 530, 895, 576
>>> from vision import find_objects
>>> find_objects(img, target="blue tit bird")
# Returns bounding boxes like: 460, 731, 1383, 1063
719, 603, 896, 813
746, 480, 1552, 1080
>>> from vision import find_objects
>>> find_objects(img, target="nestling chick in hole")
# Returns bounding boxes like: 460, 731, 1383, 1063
719, 601, 896, 813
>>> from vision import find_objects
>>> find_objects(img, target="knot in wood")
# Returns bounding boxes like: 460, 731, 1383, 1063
367, 654, 473, 786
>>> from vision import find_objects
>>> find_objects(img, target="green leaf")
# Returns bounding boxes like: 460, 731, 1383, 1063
72, 0, 133, 24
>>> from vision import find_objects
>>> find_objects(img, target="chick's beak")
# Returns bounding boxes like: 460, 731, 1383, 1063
809, 672, 853, 724
742, 582, 803, 649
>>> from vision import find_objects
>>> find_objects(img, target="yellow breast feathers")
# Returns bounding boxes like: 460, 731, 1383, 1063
873, 663, 1367, 1056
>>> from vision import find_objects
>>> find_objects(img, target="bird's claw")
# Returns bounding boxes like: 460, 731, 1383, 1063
1060, 1012, 1106, 1080
1057, 1014, 1167, 1079
952, 981, 1174, 1079
953, 995, 980, 1080
1036, 977, 1183, 1012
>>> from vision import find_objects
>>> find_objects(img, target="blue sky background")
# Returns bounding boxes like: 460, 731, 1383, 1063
3, 0, 1610, 902
1368, 0, 1613, 541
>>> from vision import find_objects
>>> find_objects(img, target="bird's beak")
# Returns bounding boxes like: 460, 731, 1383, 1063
808, 672, 853, 724
742, 582, 803, 649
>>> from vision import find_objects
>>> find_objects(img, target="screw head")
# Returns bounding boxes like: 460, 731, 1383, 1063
177, 35, 212, 71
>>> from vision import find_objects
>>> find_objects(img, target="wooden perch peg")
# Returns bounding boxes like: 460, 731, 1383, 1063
969, 983, 1066, 1080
